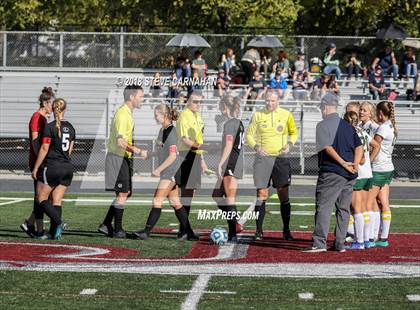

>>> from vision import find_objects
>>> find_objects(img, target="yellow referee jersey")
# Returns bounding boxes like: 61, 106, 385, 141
176, 107, 204, 154
107, 103, 134, 158
246, 107, 298, 156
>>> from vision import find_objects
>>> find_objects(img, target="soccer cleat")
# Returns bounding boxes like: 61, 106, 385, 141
283, 230, 294, 241
303, 246, 327, 253
54, 224, 63, 240
346, 242, 365, 250
254, 231, 263, 241
132, 230, 149, 240
35, 233, 49, 240
177, 232, 199, 241
98, 223, 113, 237
364, 241, 371, 249
20, 221, 35, 238
375, 239, 389, 247
113, 230, 127, 239
369, 241, 376, 248
62, 221, 68, 231
345, 233, 354, 243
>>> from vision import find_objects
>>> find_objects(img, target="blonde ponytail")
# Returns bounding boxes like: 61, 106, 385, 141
52, 99, 67, 138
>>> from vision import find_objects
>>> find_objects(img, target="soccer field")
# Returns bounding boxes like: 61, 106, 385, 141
1, 192, 420, 309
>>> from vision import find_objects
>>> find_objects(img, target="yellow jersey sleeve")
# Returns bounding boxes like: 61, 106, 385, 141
245, 113, 258, 149
286, 112, 298, 145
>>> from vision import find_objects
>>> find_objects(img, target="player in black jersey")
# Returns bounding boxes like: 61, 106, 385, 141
132, 103, 198, 240
31, 99, 75, 240
212, 95, 245, 241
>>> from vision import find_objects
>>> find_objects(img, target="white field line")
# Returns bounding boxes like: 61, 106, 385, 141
160, 289, 236, 295
181, 274, 211, 310
407, 295, 420, 302
0, 197, 419, 208
0, 198, 28, 206
79, 288, 98, 295
298, 292, 314, 300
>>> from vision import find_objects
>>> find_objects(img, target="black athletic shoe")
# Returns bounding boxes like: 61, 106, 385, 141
112, 230, 127, 239
254, 231, 263, 241
177, 232, 200, 241
132, 230, 150, 240
20, 220, 35, 238
98, 223, 113, 237
283, 230, 294, 241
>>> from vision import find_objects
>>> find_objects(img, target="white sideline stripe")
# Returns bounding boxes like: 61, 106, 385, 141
79, 288, 97, 295
169, 223, 179, 226
160, 289, 236, 295
181, 274, 211, 310
0, 198, 27, 206
1, 197, 419, 208
299, 225, 309, 229
407, 295, 420, 302
298, 292, 314, 300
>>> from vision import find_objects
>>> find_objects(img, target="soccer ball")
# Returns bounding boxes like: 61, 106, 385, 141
210, 227, 228, 245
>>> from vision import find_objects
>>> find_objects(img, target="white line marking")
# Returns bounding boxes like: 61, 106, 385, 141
169, 223, 179, 226
181, 274, 211, 310
298, 292, 314, 300
79, 288, 98, 295
299, 226, 309, 229
160, 290, 236, 295
0, 198, 27, 206
407, 294, 420, 302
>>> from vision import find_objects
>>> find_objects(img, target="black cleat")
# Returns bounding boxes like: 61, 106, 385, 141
113, 230, 127, 239
132, 230, 150, 240
20, 220, 35, 238
177, 232, 199, 241
98, 223, 113, 237
283, 230, 294, 241
254, 231, 263, 241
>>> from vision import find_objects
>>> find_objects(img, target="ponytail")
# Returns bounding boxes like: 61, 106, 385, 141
155, 103, 179, 122
377, 101, 398, 138
52, 99, 67, 138
220, 94, 241, 117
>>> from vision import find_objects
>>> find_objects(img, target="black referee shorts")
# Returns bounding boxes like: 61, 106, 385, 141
105, 152, 133, 195
37, 162, 74, 187
253, 155, 291, 189
175, 151, 201, 190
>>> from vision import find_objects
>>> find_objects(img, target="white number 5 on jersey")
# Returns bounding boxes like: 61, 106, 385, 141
62, 133, 70, 151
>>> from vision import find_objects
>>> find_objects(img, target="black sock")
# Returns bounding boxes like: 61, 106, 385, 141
114, 208, 124, 232
184, 205, 191, 216
179, 205, 191, 235
226, 205, 237, 239
49, 205, 62, 235
255, 200, 266, 233
40, 200, 61, 226
33, 200, 44, 221
103, 205, 115, 226
144, 208, 162, 234
280, 200, 291, 232
175, 207, 189, 234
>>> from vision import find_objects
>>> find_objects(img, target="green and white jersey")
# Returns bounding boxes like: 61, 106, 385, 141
372, 120, 395, 172
360, 120, 379, 138
356, 128, 372, 179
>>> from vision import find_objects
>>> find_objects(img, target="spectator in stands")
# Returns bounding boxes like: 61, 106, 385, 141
292, 72, 309, 100
323, 43, 342, 80
272, 50, 290, 79
150, 72, 162, 98
368, 66, 386, 100
413, 71, 420, 101
214, 69, 230, 97
371, 46, 398, 80
244, 70, 267, 110
402, 47, 417, 78
311, 74, 339, 100
241, 47, 261, 84
167, 71, 180, 99
189, 70, 203, 97
327, 75, 340, 95
270, 71, 288, 98
261, 49, 273, 78
346, 52, 363, 80
175, 49, 191, 80
293, 50, 309, 76
224, 48, 236, 77
192, 50, 207, 78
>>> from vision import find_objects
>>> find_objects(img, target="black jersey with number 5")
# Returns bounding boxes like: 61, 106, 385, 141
222, 118, 245, 174
42, 120, 76, 165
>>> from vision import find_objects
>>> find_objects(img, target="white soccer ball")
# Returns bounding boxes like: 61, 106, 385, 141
210, 227, 228, 245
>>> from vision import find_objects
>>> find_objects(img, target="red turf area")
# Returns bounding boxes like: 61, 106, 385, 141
0, 231, 419, 264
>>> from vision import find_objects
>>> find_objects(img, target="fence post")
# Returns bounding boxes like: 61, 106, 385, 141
2, 33, 7, 67
119, 33, 124, 68
59, 33, 64, 67
299, 102, 305, 174
300, 37, 305, 54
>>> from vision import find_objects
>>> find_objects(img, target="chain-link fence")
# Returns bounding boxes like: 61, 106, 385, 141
1, 31, 418, 70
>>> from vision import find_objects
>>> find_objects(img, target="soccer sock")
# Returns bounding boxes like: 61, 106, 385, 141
226, 205, 238, 239
363, 212, 371, 243
184, 205, 191, 216
103, 204, 116, 226
373, 211, 381, 240
49, 205, 62, 235
255, 200, 266, 233
347, 214, 355, 236
175, 207, 189, 234
280, 200, 291, 233
144, 208, 162, 234
40, 200, 61, 226
380, 210, 391, 240
33, 200, 44, 221
113, 207, 124, 232
353, 213, 364, 243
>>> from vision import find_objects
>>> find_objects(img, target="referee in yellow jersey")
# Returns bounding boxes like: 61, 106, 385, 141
246, 89, 298, 241
98, 84, 148, 238
175, 91, 208, 238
